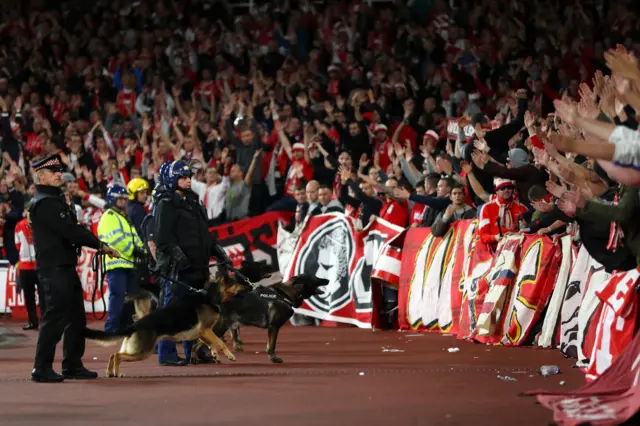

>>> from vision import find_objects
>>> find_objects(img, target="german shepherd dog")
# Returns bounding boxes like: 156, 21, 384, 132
126, 289, 158, 321
211, 274, 329, 363
82, 277, 245, 377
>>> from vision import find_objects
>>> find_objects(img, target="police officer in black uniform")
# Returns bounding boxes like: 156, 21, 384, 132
29, 154, 120, 383
154, 160, 230, 365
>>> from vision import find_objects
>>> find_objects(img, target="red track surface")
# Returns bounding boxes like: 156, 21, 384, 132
0, 320, 582, 426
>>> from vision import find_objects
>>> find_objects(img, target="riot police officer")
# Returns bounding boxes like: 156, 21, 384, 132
29, 154, 120, 383
154, 160, 230, 365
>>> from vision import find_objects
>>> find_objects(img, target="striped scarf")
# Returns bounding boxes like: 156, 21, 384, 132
606, 191, 624, 252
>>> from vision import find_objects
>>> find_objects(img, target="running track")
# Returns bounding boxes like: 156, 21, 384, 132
0, 320, 580, 426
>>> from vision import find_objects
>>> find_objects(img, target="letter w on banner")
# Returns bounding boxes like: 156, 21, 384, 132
281, 214, 403, 328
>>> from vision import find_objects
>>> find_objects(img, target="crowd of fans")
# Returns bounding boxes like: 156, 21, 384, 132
0, 0, 639, 300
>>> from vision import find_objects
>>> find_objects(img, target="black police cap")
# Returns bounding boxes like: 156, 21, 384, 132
31, 153, 67, 173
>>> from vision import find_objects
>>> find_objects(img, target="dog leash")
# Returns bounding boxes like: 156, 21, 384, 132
111, 256, 255, 293
90, 253, 108, 320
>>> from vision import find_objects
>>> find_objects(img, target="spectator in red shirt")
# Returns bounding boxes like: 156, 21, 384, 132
376, 178, 409, 228
14, 205, 44, 331
478, 178, 529, 248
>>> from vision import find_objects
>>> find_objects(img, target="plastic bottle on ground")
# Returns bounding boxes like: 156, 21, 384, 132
540, 365, 560, 376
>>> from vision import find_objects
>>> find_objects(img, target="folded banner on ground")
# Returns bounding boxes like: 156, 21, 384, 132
280, 214, 404, 328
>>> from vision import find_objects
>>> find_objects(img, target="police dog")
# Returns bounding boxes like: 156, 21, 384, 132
211, 274, 329, 363
82, 278, 243, 378
125, 289, 158, 321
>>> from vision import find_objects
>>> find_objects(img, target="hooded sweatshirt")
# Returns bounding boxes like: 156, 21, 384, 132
482, 148, 547, 210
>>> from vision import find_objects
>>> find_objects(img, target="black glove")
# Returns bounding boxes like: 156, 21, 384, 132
151, 251, 172, 275
170, 246, 190, 271
211, 243, 231, 264
133, 247, 147, 265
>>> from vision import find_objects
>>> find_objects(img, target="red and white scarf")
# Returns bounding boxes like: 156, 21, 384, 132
606, 191, 625, 252
497, 197, 515, 233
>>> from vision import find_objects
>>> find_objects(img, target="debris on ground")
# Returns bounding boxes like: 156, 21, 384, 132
447, 347, 460, 353
382, 348, 405, 353
497, 375, 517, 381
559, 381, 567, 386
540, 365, 560, 376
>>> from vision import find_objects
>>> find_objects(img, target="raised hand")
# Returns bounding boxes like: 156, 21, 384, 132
545, 179, 566, 199
604, 50, 640, 82
393, 187, 411, 200
553, 98, 578, 125
471, 149, 487, 169
531, 199, 554, 213
524, 110, 536, 129
359, 153, 370, 169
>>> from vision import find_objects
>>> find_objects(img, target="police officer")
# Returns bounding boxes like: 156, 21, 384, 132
154, 160, 230, 366
29, 154, 120, 383
97, 185, 145, 333
141, 182, 169, 265
126, 177, 151, 237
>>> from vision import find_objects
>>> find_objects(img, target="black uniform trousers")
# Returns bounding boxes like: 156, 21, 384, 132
34, 266, 87, 371
19, 269, 46, 326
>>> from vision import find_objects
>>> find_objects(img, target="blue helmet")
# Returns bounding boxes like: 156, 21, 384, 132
105, 185, 129, 205
161, 160, 192, 190
150, 184, 171, 215
157, 161, 173, 186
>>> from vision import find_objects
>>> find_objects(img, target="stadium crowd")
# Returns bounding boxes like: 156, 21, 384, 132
1, 0, 640, 322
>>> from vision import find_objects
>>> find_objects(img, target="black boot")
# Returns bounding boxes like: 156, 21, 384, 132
23, 323, 39, 331
159, 356, 188, 366
62, 366, 98, 380
31, 368, 65, 383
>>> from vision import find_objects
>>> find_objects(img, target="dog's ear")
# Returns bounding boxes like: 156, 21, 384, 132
285, 275, 301, 286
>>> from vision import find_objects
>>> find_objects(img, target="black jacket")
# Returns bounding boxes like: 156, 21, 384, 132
339, 179, 383, 226
154, 189, 226, 283
29, 185, 102, 269
127, 200, 147, 238
430, 206, 477, 237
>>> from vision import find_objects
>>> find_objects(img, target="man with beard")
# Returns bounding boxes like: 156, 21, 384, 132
431, 185, 477, 237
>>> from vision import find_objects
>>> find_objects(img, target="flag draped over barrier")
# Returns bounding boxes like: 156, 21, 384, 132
278, 214, 640, 398
280, 214, 404, 328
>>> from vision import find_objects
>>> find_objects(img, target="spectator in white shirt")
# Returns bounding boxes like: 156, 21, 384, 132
191, 165, 229, 225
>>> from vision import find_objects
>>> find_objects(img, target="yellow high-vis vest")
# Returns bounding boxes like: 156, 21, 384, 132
97, 208, 144, 271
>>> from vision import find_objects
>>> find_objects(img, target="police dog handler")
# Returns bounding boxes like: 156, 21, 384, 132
154, 160, 231, 366
29, 153, 120, 383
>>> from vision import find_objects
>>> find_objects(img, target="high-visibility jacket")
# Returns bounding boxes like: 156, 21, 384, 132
97, 208, 144, 271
